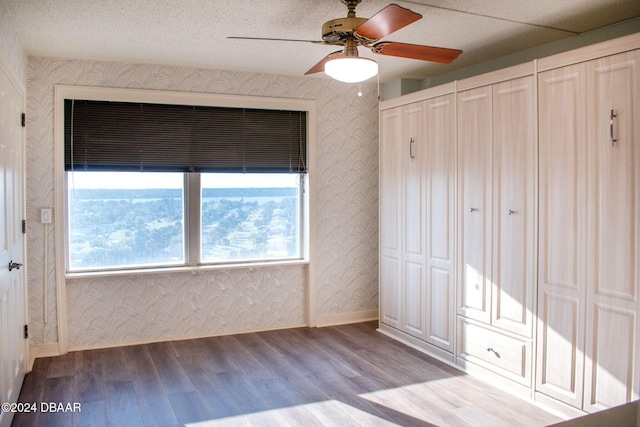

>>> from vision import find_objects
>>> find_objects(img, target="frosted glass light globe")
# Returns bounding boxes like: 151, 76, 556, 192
325, 57, 378, 83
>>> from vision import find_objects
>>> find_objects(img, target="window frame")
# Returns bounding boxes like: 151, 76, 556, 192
55, 85, 315, 277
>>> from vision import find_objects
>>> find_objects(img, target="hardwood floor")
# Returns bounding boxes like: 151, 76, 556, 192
12, 322, 560, 426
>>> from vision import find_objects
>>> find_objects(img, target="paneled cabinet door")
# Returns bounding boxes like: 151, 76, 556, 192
423, 94, 456, 352
379, 106, 403, 329
380, 95, 454, 350
536, 63, 588, 408
583, 49, 640, 412
401, 101, 427, 339
457, 86, 493, 325
491, 76, 536, 338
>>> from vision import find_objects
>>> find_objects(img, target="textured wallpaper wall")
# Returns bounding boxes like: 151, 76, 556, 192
0, 4, 25, 87
26, 57, 379, 350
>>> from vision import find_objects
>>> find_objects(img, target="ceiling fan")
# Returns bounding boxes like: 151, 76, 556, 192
229, 0, 463, 83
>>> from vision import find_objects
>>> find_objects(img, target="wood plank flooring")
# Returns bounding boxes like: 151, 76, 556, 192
12, 322, 561, 426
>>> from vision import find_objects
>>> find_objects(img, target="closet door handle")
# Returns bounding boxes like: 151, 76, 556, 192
409, 138, 415, 159
610, 109, 617, 147
508, 209, 516, 215
8, 260, 23, 271
470, 207, 478, 213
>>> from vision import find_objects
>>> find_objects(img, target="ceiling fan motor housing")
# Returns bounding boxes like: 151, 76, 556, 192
322, 17, 368, 44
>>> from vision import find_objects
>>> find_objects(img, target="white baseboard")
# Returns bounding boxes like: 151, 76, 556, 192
315, 309, 379, 327
68, 322, 309, 352
28, 313, 379, 365
377, 324, 456, 365
29, 342, 61, 370
534, 392, 587, 420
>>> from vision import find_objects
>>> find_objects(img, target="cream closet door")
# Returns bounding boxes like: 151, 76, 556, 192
457, 86, 492, 324
401, 101, 427, 338
491, 76, 536, 338
379, 101, 428, 339
536, 62, 588, 408
0, 67, 27, 427
584, 49, 640, 412
424, 94, 455, 351
379, 106, 403, 330
380, 93, 455, 351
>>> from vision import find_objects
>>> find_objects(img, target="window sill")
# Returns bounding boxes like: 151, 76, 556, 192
65, 259, 309, 280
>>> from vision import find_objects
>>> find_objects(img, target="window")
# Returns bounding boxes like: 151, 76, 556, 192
60, 88, 312, 273
67, 171, 303, 271
200, 173, 301, 263
68, 172, 185, 270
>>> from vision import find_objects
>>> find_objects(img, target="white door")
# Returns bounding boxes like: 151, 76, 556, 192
424, 93, 455, 352
583, 49, 640, 412
0, 66, 27, 427
491, 76, 536, 338
536, 63, 588, 408
457, 86, 493, 324
401, 101, 426, 338
379, 106, 403, 329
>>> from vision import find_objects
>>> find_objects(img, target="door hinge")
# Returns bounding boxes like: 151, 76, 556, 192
22, 219, 26, 234
24, 324, 28, 339
21, 113, 26, 127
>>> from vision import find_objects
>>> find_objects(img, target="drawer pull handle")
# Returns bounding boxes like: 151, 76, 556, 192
487, 347, 501, 358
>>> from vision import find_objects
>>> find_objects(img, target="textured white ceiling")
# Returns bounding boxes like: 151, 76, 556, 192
4, 0, 640, 83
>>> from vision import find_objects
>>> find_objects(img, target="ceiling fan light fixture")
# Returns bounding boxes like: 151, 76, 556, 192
325, 57, 378, 83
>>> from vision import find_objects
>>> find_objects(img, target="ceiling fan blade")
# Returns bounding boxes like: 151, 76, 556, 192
305, 50, 345, 75
228, 36, 325, 44
355, 4, 422, 41
372, 42, 462, 64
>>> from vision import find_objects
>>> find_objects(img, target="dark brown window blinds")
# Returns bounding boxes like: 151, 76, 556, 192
64, 99, 307, 173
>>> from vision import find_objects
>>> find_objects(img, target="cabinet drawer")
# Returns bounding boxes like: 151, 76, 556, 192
457, 318, 532, 385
